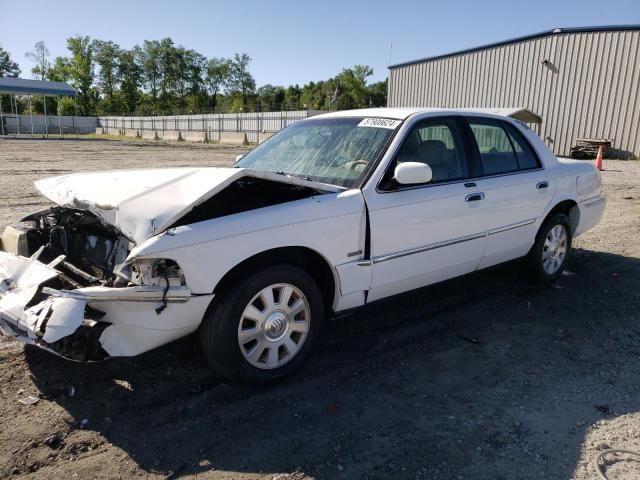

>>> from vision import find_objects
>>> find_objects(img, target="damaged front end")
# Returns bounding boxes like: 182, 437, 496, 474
0, 208, 210, 361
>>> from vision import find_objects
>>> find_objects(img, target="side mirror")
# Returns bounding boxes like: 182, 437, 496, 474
235, 154, 244, 163
394, 162, 432, 185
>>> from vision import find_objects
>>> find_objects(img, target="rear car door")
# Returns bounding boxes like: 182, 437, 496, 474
363, 116, 487, 302
463, 117, 555, 269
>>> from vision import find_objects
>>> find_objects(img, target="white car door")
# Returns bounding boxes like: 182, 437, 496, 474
363, 116, 487, 302
462, 117, 555, 269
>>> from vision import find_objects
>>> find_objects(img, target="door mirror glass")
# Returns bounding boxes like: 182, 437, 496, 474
394, 162, 433, 185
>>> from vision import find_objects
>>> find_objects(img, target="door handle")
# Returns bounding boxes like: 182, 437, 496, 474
536, 181, 549, 189
465, 192, 485, 202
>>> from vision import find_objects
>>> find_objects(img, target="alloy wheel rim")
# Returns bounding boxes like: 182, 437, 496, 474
237, 283, 310, 370
542, 224, 568, 275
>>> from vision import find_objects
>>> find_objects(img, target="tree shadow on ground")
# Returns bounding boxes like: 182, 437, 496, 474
25, 247, 640, 479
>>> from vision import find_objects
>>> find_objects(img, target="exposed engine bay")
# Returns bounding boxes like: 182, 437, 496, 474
0, 166, 339, 363
14, 207, 130, 287
0, 208, 190, 361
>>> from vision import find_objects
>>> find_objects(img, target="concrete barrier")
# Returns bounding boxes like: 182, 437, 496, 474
259, 132, 275, 144
183, 131, 207, 143
141, 130, 158, 141
95, 127, 104, 135
161, 130, 182, 141
124, 129, 139, 138
219, 132, 248, 146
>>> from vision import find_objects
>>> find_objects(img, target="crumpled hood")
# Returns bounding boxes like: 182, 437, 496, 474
35, 167, 341, 245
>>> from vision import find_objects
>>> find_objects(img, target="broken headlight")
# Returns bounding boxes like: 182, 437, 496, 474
131, 259, 185, 287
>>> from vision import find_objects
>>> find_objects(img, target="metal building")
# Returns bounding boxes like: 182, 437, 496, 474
387, 25, 640, 159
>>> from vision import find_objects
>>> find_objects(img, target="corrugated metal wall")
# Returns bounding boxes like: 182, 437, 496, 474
388, 29, 640, 158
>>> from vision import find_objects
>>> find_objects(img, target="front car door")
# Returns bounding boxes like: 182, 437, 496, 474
462, 116, 555, 269
362, 115, 487, 302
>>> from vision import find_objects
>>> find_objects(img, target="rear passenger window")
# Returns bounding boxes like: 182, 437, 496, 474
468, 119, 541, 175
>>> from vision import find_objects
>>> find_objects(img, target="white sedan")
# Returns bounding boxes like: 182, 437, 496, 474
0, 108, 605, 383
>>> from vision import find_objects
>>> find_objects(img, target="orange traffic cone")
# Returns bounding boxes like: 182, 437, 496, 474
595, 145, 604, 171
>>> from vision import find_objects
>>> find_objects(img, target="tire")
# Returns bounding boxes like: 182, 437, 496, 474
526, 213, 572, 283
200, 265, 325, 384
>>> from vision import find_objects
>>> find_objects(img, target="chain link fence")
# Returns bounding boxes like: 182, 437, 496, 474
98, 110, 325, 143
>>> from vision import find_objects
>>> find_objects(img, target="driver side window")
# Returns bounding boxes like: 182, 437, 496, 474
381, 117, 469, 190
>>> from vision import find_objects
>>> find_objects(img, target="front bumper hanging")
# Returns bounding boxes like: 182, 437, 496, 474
0, 250, 212, 361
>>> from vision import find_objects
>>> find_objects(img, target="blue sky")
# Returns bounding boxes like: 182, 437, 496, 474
1, 0, 638, 87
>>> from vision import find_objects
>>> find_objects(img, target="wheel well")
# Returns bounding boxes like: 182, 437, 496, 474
544, 199, 579, 234
213, 247, 336, 311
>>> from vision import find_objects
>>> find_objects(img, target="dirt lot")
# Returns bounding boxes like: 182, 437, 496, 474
0, 138, 639, 480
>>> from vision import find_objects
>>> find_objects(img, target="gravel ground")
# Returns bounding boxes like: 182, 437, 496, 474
0, 138, 638, 480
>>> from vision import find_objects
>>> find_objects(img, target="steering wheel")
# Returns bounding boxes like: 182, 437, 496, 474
345, 160, 369, 170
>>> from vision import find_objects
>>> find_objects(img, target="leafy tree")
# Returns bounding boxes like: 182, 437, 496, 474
206, 57, 232, 111
157, 38, 176, 108
228, 53, 256, 109
66, 36, 96, 115
284, 84, 302, 109
117, 49, 142, 114
0, 45, 20, 77
257, 84, 285, 111
137, 40, 163, 108
25, 41, 50, 80
3, 33, 387, 116
367, 79, 388, 108
47, 57, 71, 82
0, 45, 20, 126
93, 40, 121, 111
335, 64, 374, 109
184, 50, 208, 112
172, 48, 207, 111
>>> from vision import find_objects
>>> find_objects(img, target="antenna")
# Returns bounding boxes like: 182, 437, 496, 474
388, 43, 393, 66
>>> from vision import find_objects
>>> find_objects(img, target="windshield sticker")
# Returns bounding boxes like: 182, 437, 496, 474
357, 118, 402, 129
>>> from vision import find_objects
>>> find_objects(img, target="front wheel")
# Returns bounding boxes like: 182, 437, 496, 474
526, 213, 572, 283
200, 265, 325, 384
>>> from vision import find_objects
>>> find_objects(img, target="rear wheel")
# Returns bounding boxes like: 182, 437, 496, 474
526, 213, 572, 283
200, 265, 325, 384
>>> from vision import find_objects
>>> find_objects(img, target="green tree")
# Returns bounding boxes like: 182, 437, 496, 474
184, 50, 208, 112
284, 84, 301, 110
117, 49, 142, 114
47, 56, 71, 82
137, 40, 162, 109
157, 38, 179, 112
93, 39, 121, 112
257, 84, 285, 111
366, 79, 388, 107
206, 57, 232, 111
335, 64, 373, 109
66, 35, 96, 115
0, 45, 20, 77
228, 53, 256, 109
0, 45, 20, 127
25, 41, 50, 80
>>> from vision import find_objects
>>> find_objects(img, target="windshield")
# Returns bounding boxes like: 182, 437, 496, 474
236, 117, 400, 188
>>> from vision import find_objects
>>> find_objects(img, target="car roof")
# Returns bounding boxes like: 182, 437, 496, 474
315, 107, 542, 124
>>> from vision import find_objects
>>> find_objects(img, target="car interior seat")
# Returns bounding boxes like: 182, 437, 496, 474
417, 140, 450, 181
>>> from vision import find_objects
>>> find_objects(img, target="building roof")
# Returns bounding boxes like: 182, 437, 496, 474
316, 107, 542, 123
0, 78, 76, 97
389, 25, 640, 69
